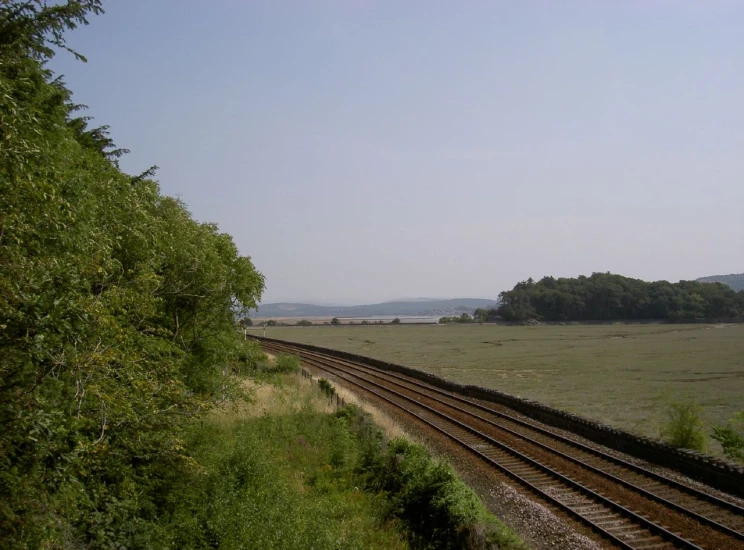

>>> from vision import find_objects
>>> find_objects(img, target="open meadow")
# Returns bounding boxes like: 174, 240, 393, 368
252, 323, 744, 451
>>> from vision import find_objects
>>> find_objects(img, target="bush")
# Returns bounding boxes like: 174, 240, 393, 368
271, 353, 301, 374
712, 412, 744, 462
235, 341, 267, 374
318, 378, 335, 398
661, 400, 707, 452
296, 319, 313, 326
357, 430, 526, 550
391, 318, 401, 324
331, 317, 341, 325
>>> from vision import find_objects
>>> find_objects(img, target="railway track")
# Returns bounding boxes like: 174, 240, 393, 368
258, 338, 744, 550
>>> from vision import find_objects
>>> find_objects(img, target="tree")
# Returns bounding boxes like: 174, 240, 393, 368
331, 317, 341, 326
296, 319, 313, 326
391, 318, 401, 324
239, 317, 253, 327
0, 4, 267, 545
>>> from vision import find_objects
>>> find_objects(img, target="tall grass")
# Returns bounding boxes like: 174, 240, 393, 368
146, 374, 525, 549
150, 390, 407, 549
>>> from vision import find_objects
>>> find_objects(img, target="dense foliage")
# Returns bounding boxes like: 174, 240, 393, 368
0, 2, 264, 546
496, 273, 744, 322
713, 412, 744, 463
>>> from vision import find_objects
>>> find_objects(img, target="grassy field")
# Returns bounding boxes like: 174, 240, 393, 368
251, 323, 744, 449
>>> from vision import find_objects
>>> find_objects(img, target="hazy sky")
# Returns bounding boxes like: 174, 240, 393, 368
51, 1, 743, 305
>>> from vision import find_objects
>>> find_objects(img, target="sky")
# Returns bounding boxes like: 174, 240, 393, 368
51, 0, 744, 305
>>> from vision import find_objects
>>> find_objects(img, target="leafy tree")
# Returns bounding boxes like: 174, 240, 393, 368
391, 317, 401, 324
296, 319, 313, 326
0, 4, 265, 546
331, 317, 341, 325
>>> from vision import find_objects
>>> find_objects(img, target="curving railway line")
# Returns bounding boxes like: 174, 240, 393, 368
256, 338, 744, 550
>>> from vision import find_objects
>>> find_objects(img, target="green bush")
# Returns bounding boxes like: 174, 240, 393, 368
271, 353, 301, 374
712, 412, 744, 463
353, 418, 526, 550
318, 378, 336, 398
296, 319, 313, 326
661, 399, 707, 452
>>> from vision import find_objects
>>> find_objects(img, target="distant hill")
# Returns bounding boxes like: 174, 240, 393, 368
696, 273, 744, 292
250, 298, 498, 318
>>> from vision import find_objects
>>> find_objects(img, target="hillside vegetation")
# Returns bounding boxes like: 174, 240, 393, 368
0, 3, 265, 546
496, 272, 744, 322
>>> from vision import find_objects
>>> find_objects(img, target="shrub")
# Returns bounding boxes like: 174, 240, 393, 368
661, 399, 707, 452
235, 341, 267, 374
357, 433, 526, 550
296, 319, 313, 326
318, 378, 335, 398
272, 354, 301, 374
712, 412, 744, 463
331, 317, 341, 325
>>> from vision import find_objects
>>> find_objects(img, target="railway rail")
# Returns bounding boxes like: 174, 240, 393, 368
257, 338, 744, 550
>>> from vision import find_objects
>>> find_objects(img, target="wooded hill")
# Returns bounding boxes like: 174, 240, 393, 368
496, 273, 744, 322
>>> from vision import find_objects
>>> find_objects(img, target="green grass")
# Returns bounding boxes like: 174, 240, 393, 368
254, 324, 744, 449
152, 375, 408, 550
149, 373, 525, 549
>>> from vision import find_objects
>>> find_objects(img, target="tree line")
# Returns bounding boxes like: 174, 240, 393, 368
494, 273, 744, 322
0, 3, 265, 546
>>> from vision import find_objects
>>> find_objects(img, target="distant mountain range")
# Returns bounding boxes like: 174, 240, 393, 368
696, 273, 744, 292
250, 298, 498, 318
